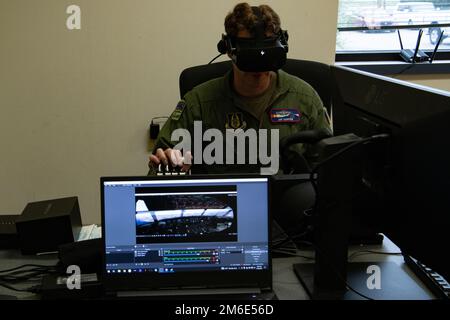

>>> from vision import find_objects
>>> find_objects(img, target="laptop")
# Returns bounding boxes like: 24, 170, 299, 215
100, 175, 275, 299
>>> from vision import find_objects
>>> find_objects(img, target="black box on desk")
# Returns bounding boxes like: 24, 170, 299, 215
0, 215, 20, 249
16, 197, 82, 255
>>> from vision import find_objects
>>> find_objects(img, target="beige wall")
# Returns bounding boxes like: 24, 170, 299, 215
0, 0, 339, 224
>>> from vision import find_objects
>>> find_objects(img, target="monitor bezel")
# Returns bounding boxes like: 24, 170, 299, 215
330, 65, 450, 281
100, 174, 273, 293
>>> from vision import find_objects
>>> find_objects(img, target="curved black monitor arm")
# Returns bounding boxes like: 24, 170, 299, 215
279, 129, 392, 299
274, 128, 333, 247
279, 128, 333, 174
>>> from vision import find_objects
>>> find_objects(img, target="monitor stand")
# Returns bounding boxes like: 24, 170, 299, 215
294, 261, 435, 300
294, 134, 437, 300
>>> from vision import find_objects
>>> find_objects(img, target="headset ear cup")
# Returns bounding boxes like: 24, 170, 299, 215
217, 40, 227, 54
281, 30, 289, 53
217, 34, 230, 54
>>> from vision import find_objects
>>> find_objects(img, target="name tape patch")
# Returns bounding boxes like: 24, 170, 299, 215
270, 108, 301, 123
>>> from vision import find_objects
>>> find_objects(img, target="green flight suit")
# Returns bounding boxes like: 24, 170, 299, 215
152, 69, 331, 174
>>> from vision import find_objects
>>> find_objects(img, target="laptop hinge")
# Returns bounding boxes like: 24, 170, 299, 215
117, 287, 261, 298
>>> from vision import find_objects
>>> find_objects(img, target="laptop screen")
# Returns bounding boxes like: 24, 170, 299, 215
101, 175, 271, 292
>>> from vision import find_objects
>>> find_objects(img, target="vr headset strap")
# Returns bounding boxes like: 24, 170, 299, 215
251, 6, 265, 40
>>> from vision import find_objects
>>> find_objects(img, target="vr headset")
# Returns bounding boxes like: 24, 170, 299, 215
217, 6, 289, 72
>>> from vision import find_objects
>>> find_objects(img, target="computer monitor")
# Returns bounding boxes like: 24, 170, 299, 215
331, 65, 450, 281
101, 175, 272, 294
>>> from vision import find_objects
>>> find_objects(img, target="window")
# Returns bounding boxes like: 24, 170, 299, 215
337, 0, 450, 60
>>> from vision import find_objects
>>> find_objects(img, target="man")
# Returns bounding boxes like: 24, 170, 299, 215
149, 3, 331, 175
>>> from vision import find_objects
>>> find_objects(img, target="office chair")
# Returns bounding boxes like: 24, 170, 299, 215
179, 58, 332, 114
178, 59, 333, 238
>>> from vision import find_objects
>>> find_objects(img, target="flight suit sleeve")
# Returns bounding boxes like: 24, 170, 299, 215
308, 91, 333, 135
302, 89, 333, 167
153, 93, 201, 152
148, 95, 201, 175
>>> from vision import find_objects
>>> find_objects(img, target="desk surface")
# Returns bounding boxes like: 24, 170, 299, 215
273, 236, 435, 300
0, 236, 435, 300
0, 250, 57, 300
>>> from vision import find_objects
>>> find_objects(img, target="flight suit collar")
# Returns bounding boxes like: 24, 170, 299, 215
222, 69, 291, 114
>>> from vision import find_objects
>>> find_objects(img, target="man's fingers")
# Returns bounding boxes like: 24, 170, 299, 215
151, 148, 192, 172
172, 149, 184, 167
156, 148, 169, 166
184, 151, 193, 165
164, 148, 179, 167
182, 151, 193, 172
149, 154, 160, 167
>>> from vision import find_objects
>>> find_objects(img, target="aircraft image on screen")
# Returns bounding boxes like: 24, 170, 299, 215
135, 194, 237, 244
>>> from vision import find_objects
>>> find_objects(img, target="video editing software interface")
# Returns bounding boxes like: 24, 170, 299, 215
103, 178, 269, 275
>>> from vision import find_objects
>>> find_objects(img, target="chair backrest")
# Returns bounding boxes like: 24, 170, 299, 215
179, 58, 332, 113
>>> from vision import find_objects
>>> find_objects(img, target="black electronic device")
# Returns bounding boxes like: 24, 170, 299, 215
293, 65, 450, 299
149, 117, 169, 140
217, 6, 289, 72
276, 128, 383, 247
279, 128, 332, 174
293, 133, 367, 299
0, 215, 20, 249
398, 29, 444, 63
270, 174, 314, 239
101, 175, 273, 299
16, 197, 82, 255
329, 65, 450, 292
40, 273, 103, 300
403, 255, 450, 300
58, 238, 103, 275
149, 122, 160, 140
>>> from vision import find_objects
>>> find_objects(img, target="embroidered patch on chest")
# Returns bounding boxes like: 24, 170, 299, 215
269, 108, 301, 123
225, 112, 247, 130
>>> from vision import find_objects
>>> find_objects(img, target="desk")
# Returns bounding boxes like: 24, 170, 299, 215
0, 250, 58, 300
273, 236, 435, 300
0, 236, 436, 300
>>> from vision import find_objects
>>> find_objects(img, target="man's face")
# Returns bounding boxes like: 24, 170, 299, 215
231, 29, 273, 92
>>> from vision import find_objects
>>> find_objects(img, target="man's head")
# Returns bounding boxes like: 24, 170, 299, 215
224, 3, 281, 39
221, 3, 288, 68
218, 3, 288, 96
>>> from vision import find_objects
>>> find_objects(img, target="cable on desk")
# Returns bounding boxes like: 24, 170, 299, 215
272, 249, 315, 260
273, 234, 310, 253
348, 250, 402, 261
1, 269, 56, 283
0, 264, 57, 274
0, 281, 39, 293
391, 64, 416, 78
271, 227, 316, 261
272, 236, 295, 248
272, 236, 292, 249
1, 268, 56, 279
0, 264, 58, 289
272, 229, 312, 250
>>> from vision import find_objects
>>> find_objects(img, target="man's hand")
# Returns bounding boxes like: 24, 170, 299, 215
148, 148, 192, 172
